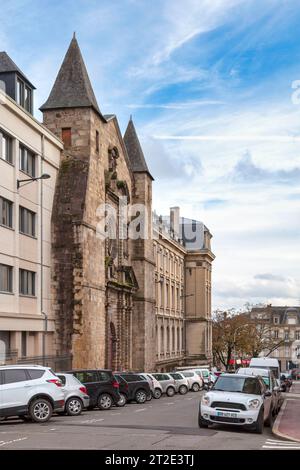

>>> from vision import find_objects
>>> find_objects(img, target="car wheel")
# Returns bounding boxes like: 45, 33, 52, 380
192, 382, 200, 392
135, 389, 147, 404
265, 406, 274, 427
98, 393, 113, 410
179, 385, 188, 395
117, 393, 127, 407
146, 392, 152, 401
66, 397, 83, 416
153, 388, 162, 399
198, 410, 209, 428
166, 386, 175, 397
29, 398, 53, 423
254, 408, 264, 434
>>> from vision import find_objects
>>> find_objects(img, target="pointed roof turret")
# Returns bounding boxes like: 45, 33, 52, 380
40, 35, 102, 117
124, 117, 153, 180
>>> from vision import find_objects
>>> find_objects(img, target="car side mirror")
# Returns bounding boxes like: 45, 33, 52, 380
264, 390, 272, 397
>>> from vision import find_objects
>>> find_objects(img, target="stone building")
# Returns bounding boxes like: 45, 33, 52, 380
153, 208, 215, 371
40, 35, 156, 371
250, 305, 300, 371
0, 52, 63, 364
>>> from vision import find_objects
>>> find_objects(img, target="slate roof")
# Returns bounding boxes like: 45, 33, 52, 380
123, 117, 153, 180
40, 35, 102, 116
0, 51, 35, 88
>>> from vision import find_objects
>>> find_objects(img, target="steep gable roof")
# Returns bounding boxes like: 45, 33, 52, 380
123, 117, 153, 180
40, 35, 102, 117
0, 51, 35, 88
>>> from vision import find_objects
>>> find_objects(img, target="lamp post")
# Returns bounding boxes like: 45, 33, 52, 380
17, 171, 51, 366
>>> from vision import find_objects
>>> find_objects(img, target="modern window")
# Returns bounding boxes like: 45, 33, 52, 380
19, 206, 36, 237
0, 130, 13, 164
21, 331, 27, 357
0, 197, 13, 228
19, 145, 35, 177
19, 269, 36, 296
16, 78, 32, 113
0, 264, 13, 293
62, 128, 72, 147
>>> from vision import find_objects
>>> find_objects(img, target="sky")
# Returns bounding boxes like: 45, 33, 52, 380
1, 0, 300, 310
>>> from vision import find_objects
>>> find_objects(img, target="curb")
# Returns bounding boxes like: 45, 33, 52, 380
272, 399, 300, 443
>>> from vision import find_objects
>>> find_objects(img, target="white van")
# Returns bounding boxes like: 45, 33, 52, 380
249, 357, 280, 385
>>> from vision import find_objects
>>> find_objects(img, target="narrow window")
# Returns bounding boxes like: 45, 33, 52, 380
19, 144, 35, 177
19, 269, 36, 296
0, 131, 13, 164
62, 128, 72, 147
96, 130, 99, 153
0, 197, 13, 228
0, 264, 13, 293
21, 331, 27, 357
19, 206, 36, 237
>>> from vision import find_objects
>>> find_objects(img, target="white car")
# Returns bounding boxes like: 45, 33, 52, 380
140, 373, 163, 399
56, 373, 90, 415
180, 371, 203, 391
199, 373, 273, 433
0, 365, 65, 423
169, 372, 189, 394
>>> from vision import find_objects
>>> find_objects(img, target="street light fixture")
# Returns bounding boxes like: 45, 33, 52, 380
17, 173, 50, 189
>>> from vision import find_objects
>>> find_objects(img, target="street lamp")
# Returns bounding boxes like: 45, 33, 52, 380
17, 173, 50, 189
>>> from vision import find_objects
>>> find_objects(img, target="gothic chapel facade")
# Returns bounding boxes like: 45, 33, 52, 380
41, 35, 156, 371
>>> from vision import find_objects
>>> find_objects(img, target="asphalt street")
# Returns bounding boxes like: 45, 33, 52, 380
0, 391, 299, 450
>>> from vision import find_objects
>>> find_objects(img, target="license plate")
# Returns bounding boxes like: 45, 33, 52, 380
216, 411, 238, 418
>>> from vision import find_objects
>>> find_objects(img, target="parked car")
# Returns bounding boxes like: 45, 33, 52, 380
192, 368, 211, 385
145, 373, 163, 399
237, 367, 282, 415
280, 372, 292, 392
151, 373, 177, 396
169, 372, 189, 394
180, 371, 203, 391
113, 374, 129, 407
56, 373, 90, 416
116, 373, 151, 404
199, 373, 273, 433
138, 373, 155, 400
249, 357, 281, 386
65, 369, 120, 410
0, 365, 65, 423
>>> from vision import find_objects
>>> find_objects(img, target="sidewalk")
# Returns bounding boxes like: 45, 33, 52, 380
273, 382, 300, 442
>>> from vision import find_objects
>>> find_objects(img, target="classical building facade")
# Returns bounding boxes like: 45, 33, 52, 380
153, 208, 215, 371
0, 52, 63, 364
250, 305, 300, 371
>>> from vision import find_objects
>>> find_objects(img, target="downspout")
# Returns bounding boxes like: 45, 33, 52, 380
41, 134, 47, 365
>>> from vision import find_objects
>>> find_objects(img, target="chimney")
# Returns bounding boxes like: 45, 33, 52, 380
170, 206, 180, 238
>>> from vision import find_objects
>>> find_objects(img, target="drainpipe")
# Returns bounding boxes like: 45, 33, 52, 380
41, 134, 47, 366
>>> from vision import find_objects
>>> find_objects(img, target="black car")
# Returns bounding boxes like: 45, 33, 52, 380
66, 369, 121, 410
115, 373, 151, 404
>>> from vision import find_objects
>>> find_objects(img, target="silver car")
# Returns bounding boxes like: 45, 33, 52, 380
169, 372, 189, 394
151, 373, 177, 396
57, 373, 90, 416
181, 371, 203, 391
145, 373, 163, 398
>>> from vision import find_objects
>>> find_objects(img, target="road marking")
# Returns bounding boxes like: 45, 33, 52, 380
262, 438, 300, 449
0, 437, 28, 447
109, 413, 121, 416
80, 418, 104, 424
166, 402, 175, 405
134, 408, 146, 412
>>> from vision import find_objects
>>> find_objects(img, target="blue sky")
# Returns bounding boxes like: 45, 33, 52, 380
2, 0, 300, 309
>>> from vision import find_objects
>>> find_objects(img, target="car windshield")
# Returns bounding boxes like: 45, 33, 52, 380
213, 376, 261, 395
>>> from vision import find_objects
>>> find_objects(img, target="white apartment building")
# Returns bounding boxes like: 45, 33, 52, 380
0, 52, 63, 364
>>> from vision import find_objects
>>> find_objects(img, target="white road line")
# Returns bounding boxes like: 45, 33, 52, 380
0, 437, 28, 447
262, 438, 300, 450
263, 445, 300, 449
265, 439, 298, 444
166, 402, 175, 405
80, 418, 104, 424
134, 408, 146, 412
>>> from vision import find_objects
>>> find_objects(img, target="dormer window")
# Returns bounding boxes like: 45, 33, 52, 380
16, 78, 32, 113
274, 316, 279, 324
